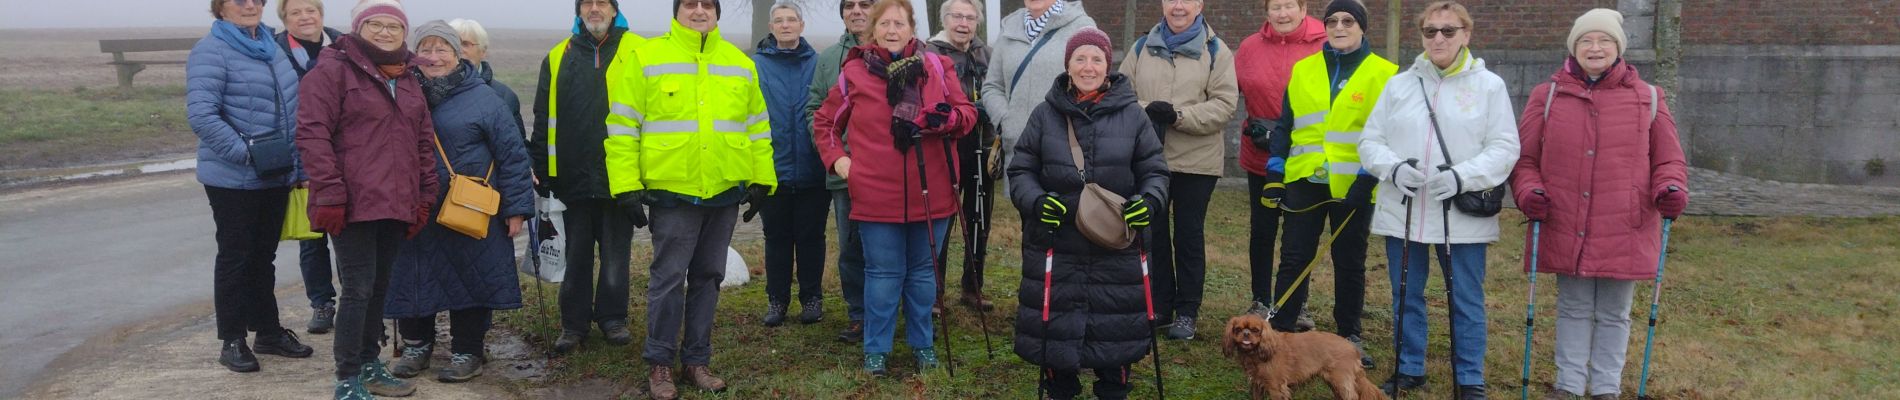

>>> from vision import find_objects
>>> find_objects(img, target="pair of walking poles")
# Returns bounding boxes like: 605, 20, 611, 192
1034, 230, 1167, 400
1517, 186, 1679, 400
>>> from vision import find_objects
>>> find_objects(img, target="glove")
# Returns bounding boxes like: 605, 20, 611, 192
1520, 188, 1551, 222
1259, 172, 1287, 209
1245, 119, 1274, 151
1144, 101, 1178, 128
617, 191, 648, 228
1037, 193, 1068, 230
742, 184, 770, 223
891, 117, 921, 152
1656, 185, 1688, 219
1389, 159, 1425, 198
1123, 195, 1154, 229
975, 104, 992, 129
924, 103, 951, 129
1343, 177, 1377, 209
1425, 167, 1463, 201
312, 205, 347, 235
406, 202, 432, 239
534, 177, 553, 197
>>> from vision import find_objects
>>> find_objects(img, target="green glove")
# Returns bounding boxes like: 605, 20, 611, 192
1123, 196, 1153, 228
1037, 193, 1067, 230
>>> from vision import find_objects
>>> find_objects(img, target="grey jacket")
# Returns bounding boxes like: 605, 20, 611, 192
980, 1, 1096, 146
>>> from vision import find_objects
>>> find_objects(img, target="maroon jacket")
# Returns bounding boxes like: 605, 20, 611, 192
813, 43, 976, 224
1511, 60, 1687, 280
295, 35, 438, 226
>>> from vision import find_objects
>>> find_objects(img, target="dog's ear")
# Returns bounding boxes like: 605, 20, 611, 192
1220, 316, 1239, 359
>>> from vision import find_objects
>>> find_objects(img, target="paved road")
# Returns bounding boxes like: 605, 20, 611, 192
0, 172, 303, 397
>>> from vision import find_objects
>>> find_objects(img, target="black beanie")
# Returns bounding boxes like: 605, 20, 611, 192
576, 0, 622, 16
674, 0, 722, 18
1324, 0, 1368, 31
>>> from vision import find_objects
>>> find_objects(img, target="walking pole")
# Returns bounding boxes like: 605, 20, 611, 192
1038, 226, 1055, 400
528, 195, 557, 355
915, 133, 956, 377
1519, 200, 1544, 400
1390, 160, 1419, 385
1435, 165, 1463, 398
948, 135, 997, 360
1138, 237, 1167, 400
1637, 186, 1681, 399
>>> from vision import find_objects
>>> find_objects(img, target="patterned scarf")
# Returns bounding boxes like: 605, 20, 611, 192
857, 40, 927, 117
419, 62, 469, 107
1025, 1, 1066, 42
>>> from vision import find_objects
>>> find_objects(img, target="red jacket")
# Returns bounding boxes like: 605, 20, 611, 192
1511, 60, 1687, 280
813, 44, 976, 224
295, 35, 439, 226
1235, 16, 1324, 176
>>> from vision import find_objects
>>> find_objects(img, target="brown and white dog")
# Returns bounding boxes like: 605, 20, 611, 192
1220, 314, 1386, 400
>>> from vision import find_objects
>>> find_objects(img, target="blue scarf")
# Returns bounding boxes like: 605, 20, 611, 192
1161, 15, 1205, 52
213, 20, 279, 61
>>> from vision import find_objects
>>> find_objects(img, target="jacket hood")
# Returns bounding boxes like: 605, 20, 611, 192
1552, 56, 1641, 89
1139, 21, 1215, 59
1257, 15, 1326, 44
754, 36, 815, 58
447, 61, 487, 97
1005, 1, 1090, 39
1046, 73, 1137, 119
1409, 48, 1487, 83
662, 19, 724, 53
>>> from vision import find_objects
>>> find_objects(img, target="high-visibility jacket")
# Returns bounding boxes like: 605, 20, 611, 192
604, 20, 775, 199
542, 31, 642, 179
1283, 51, 1397, 198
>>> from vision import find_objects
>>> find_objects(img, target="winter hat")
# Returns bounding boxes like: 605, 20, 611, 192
1065, 26, 1114, 66
673, 0, 722, 18
576, 0, 621, 15
408, 20, 462, 57
1323, 0, 1368, 31
571, 0, 629, 35
351, 0, 408, 34
1567, 8, 1627, 55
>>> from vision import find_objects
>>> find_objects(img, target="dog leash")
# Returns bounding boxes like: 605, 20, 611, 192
1267, 209, 1358, 318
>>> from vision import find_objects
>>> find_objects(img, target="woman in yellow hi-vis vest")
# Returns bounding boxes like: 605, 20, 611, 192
1259, 0, 1395, 371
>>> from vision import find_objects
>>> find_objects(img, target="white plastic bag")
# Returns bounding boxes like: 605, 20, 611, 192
719, 246, 750, 289
519, 195, 567, 283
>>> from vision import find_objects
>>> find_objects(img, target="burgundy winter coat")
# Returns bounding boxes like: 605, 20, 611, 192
812, 43, 976, 224
1511, 60, 1687, 280
295, 35, 439, 226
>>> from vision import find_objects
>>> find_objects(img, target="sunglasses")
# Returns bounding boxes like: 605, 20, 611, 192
1420, 26, 1464, 39
1324, 16, 1357, 28
679, 0, 717, 10
842, 1, 874, 10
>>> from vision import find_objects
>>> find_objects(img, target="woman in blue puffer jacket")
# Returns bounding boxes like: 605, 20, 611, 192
185, 0, 314, 374
749, 3, 831, 326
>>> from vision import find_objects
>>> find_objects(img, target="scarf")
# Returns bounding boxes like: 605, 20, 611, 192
1565, 56, 1621, 87
212, 20, 279, 61
1423, 47, 1471, 78
858, 40, 927, 112
343, 34, 412, 79
1161, 15, 1205, 52
1025, 1, 1066, 42
419, 62, 469, 107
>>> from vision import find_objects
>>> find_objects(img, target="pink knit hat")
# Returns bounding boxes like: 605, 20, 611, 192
1065, 26, 1113, 66
351, 0, 408, 34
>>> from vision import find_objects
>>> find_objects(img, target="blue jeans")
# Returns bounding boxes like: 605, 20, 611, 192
299, 236, 337, 307
832, 190, 865, 322
858, 219, 947, 354
1385, 238, 1488, 386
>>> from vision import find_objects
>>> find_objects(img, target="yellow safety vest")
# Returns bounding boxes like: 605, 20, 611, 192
603, 20, 775, 199
543, 32, 644, 177
1283, 51, 1398, 198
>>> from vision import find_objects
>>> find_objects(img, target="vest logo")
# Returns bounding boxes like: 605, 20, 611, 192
1351, 92, 1365, 103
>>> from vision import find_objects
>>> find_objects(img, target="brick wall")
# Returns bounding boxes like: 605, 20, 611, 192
1684, 0, 1900, 45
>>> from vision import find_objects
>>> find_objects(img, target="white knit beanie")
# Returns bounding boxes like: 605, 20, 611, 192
1567, 8, 1626, 55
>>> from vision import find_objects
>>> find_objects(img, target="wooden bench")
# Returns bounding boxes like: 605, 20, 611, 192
100, 38, 199, 88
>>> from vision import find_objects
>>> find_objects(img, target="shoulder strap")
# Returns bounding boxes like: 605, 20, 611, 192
1648, 84, 1659, 122
432, 133, 493, 181
1419, 76, 1455, 165
1065, 118, 1085, 177
1009, 27, 1064, 96
1541, 81, 1557, 121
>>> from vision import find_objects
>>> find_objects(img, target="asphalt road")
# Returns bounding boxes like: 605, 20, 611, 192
0, 172, 303, 397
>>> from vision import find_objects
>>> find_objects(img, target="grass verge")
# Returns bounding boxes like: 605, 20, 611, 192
0, 85, 195, 169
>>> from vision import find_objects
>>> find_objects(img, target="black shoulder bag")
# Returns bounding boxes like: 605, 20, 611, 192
1418, 77, 1504, 217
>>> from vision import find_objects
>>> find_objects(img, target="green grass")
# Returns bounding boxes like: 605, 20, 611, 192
0, 85, 195, 169
497, 187, 1900, 399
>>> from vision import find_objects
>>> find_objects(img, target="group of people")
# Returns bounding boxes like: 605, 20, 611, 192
184, 0, 1689, 399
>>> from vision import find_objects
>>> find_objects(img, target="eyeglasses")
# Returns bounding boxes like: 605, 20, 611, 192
679, 0, 717, 10
1420, 26, 1464, 39
230, 0, 267, 7
1324, 16, 1357, 28
946, 13, 981, 23
842, 1, 874, 10
1576, 38, 1617, 49
359, 20, 403, 35
1163, 0, 1202, 5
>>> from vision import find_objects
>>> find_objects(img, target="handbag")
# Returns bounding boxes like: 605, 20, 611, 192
433, 134, 500, 239
245, 62, 296, 177
1419, 77, 1505, 217
1065, 119, 1134, 250
280, 186, 322, 240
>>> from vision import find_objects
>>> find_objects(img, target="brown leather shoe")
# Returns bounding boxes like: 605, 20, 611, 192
683, 365, 727, 392
960, 291, 996, 311
647, 366, 678, 400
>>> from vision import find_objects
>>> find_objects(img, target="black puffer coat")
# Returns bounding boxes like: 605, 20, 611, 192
1008, 73, 1170, 370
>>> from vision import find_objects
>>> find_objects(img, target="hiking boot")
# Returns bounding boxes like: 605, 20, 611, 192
254, 329, 314, 358
308, 304, 336, 334
1293, 311, 1316, 332
1345, 335, 1374, 369
1458, 384, 1488, 400
763, 302, 789, 327
914, 348, 941, 370
647, 366, 679, 400
1588, 395, 1618, 400
360, 359, 417, 397
334, 376, 373, 400
1165, 316, 1197, 340
960, 291, 995, 311
798, 301, 824, 324
553, 331, 583, 354
601, 321, 633, 345
863, 353, 889, 377
1245, 301, 1272, 318
219, 338, 260, 373
390, 343, 432, 378
1542, 388, 1581, 400
683, 365, 727, 392
1381, 374, 1426, 397
436, 353, 484, 383
837, 320, 863, 343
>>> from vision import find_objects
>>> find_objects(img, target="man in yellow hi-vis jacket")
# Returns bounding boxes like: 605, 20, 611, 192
602, 1, 772, 398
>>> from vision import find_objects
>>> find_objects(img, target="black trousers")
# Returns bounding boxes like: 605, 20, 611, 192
204, 185, 291, 341
934, 134, 998, 295
298, 236, 337, 308
1042, 365, 1133, 400
332, 220, 404, 380
397, 308, 494, 356
558, 198, 634, 334
1151, 173, 1218, 320
1269, 180, 1371, 337
1246, 174, 1285, 304
761, 188, 830, 305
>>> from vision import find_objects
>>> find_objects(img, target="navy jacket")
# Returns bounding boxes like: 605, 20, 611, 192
751, 36, 824, 191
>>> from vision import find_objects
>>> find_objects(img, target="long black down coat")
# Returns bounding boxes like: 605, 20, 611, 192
1008, 73, 1171, 370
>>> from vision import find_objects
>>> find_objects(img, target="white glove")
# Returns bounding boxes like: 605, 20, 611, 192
1425, 169, 1462, 201
1389, 162, 1426, 198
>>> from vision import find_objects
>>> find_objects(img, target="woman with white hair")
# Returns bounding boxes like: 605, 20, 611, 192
447, 18, 525, 138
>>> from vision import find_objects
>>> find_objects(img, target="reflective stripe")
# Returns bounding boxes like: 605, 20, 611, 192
750, 132, 772, 141
1293, 111, 1328, 129
745, 112, 768, 127
547, 118, 558, 126
612, 103, 643, 121
1326, 130, 1361, 144
1289, 145, 1325, 157
708, 65, 753, 79
643, 63, 698, 76
608, 125, 641, 137
1328, 162, 1363, 176
643, 120, 700, 133
546, 146, 556, 156
712, 120, 748, 132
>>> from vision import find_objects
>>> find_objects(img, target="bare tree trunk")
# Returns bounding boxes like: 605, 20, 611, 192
1655, 0, 1685, 158
751, 0, 774, 51
926, 0, 948, 38
1385, 0, 1401, 58
1122, 0, 1141, 50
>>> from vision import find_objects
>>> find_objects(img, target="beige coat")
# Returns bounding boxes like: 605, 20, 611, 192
1118, 23, 1239, 177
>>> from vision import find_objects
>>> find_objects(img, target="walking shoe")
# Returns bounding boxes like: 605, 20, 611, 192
1293, 311, 1316, 332
1458, 384, 1489, 400
553, 331, 583, 354
601, 321, 633, 345
1380, 374, 1426, 397
763, 302, 789, 327
390, 343, 432, 378
960, 291, 995, 311
1165, 316, 1197, 340
683, 365, 727, 392
360, 359, 417, 397
308, 304, 336, 334
647, 366, 679, 400
798, 301, 824, 324
1542, 388, 1581, 400
1245, 301, 1272, 318
837, 320, 863, 343
914, 348, 941, 370
1345, 335, 1374, 369
254, 329, 314, 358
436, 353, 484, 383
219, 338, 259, 373
863, 353, 889, 377
1587, 395, 1617, 400
334, 376, 373, 400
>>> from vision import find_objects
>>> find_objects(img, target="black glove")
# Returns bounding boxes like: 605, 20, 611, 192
1123, 195, 1154, 229
534, 177, 554, 197
1343, 176, 1378, 209
974, 104, 992, 129
1036, 193, 1068, 230
891, 117, 921, 152
1260, 172, 1287, 208
1245, 119, 1274, 151
924, 103, 951, 128
616, 191, 648, 228
1144, 101, 1178, 128
742, 184, 769, 222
